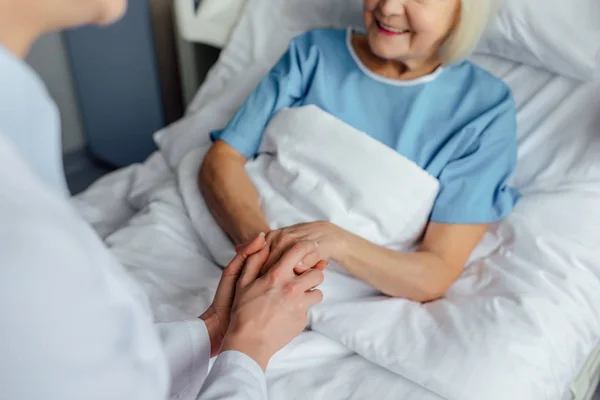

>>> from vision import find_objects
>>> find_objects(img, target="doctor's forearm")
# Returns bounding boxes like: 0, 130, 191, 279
199, 144, 270, 245
335, 233, 459, 302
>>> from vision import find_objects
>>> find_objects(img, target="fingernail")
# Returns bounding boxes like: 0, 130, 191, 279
314, 241, 319, 248
259, 232, 266, 238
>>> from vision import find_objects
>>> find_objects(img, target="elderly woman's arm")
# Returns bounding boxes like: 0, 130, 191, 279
262, 221, 488, 303
335, 222, 489, 302
198, 37, 314, 245
199, 141, 270, 245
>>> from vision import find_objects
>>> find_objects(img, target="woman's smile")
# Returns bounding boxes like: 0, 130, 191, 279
374, 19, 412, 36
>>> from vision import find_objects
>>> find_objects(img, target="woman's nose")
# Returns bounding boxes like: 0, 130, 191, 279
378, 0, 407, 16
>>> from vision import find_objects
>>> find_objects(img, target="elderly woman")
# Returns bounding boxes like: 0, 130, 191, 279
199, 0, 520, 303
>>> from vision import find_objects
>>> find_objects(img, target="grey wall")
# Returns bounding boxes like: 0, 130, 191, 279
26, 33, 86, 154
63, 0, 165, 167
23, 2, 192, 156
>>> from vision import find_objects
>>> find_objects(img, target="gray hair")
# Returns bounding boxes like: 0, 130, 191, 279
440, 0, 499, 65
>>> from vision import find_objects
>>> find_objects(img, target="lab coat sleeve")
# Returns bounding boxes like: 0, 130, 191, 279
154, 320, 211, 398
198, 351, 268, 400
156, 319, 267, 400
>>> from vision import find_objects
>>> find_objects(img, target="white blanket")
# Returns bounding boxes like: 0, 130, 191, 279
77, 130, 600, 400
75, 97, 600, 399
173, 106, 600, 400
180, 106, 439, 266
74, 72, 600, 398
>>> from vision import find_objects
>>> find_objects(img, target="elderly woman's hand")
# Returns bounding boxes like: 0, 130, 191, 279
260, 222, 346, 275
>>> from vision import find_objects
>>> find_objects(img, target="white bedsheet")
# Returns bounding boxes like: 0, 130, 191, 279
74, 14, 600, 400
75, 73, 600, 400
173, 108, 600, 400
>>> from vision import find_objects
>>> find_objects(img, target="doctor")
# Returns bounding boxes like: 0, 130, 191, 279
0, 0, 325, 399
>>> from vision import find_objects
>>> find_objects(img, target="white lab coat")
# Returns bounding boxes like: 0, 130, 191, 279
0, 45, 266, 400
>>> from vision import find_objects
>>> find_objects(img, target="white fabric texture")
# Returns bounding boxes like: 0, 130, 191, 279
82, 72, 600, 400
158, 320, 267, 400
0, 45, 68, 196
90, 87, 600, 399
199, 352, 268, 400
476, 0, 600, 81
0, 132, 170, 400
172, 104, 600, 400
71, 152, 171, 239
179, 106, 440, 269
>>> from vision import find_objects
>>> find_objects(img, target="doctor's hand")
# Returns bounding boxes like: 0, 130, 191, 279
261, 221, 345, 275
222, 241, 327, 371
200, 233, 267, 358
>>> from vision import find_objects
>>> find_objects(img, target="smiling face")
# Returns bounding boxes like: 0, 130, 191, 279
363, 0, 461, 64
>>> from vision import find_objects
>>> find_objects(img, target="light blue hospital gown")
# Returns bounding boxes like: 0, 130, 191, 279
212, 28, 521, 224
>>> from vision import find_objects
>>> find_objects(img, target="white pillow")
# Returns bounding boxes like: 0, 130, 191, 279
179, 0, 600, 82
476, 0, 600, 81
156, 0, 600, 169
155, 0, 362, 167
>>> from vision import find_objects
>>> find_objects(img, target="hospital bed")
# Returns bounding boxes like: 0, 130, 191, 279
74, 1, 600, 399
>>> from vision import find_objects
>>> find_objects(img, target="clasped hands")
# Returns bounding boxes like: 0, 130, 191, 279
200, 221, 343, 370
240, 221, 345, 277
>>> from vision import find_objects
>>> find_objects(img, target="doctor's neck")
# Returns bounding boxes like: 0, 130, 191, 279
0, 2, 44, 58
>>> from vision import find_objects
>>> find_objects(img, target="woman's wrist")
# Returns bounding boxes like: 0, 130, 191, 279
234, 220, 271, 245
330, 223, 352, 265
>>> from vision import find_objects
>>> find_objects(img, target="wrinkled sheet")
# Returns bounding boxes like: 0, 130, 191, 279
75, 104, 600, 400
74, 3, 600, 396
